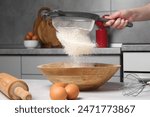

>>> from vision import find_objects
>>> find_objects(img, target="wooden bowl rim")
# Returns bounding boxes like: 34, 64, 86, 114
37, 62, 121, 69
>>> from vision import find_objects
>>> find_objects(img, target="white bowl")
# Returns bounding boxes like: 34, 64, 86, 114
24, 40, 39, 49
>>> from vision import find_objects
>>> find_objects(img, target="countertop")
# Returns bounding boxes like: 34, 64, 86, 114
122, 44, 150, 51
1, 43, 150, 55
0, 79, 150, 100
0, 48, 121, 55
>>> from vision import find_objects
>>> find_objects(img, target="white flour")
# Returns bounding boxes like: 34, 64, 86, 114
56, 27, 96, 56
56, 27, 96, 66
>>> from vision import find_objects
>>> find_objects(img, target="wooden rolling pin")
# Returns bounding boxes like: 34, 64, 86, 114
0, 73, 32, 100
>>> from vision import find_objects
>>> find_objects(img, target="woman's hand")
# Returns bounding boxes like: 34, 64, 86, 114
104, 10, 134, 29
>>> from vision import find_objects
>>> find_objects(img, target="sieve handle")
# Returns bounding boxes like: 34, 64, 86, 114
98, 17, 133, 27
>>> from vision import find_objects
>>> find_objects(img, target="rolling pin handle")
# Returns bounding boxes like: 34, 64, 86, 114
14, 87, 32, 100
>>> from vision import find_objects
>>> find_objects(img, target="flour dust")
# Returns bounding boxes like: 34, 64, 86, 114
56, 27, 96, 66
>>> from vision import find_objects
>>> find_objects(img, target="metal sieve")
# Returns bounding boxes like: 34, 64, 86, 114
41, 10, 133, 32
52, 16, 95, 31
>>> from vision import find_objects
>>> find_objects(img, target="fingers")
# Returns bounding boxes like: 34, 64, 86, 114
105, 18, 128, 29
104, 20, 115, 26
104, 15, 112, 19
110, 11, 121, 19
103, 10, 129, 29
113, 19, 128, 29
116, 19, 128, 29
112, 18, 122, 28
104, 11, 121, 19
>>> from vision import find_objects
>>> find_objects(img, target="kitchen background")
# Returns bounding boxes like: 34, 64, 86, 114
1, 0, 150, 100
0, 0, 150, 48
0, 0, 150, 82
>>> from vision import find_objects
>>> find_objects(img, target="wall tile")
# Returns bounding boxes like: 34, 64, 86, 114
110, 21, 150, 43
111, 0, 150, 11
61, 0, 110, 12
0, 0, 62, 45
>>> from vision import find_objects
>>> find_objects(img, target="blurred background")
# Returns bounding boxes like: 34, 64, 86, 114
0, 0, 150, 48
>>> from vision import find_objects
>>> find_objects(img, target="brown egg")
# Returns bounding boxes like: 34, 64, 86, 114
25, 35, 31, 40
27, 32, 34, 38
32, 35, 38, 40
65, 84, 79, 100
50, 85, 67, 100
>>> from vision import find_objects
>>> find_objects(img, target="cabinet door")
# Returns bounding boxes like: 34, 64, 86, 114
22, 56, 120, 82
0, 56, 21, 78
123, 52, 150, 72
22, 56, 70, 75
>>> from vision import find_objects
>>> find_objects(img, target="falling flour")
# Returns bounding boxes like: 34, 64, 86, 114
56, 27, 96, 66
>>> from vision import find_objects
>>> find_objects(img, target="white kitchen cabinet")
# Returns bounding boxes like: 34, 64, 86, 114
123, 52, 150, 79
0, 56, 21, 78
123, 52, 150, 71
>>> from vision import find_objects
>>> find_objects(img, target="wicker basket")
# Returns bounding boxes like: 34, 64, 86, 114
37, 62, 120, 91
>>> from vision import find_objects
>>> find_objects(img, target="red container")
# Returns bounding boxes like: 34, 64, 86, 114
95, 21, 108, 48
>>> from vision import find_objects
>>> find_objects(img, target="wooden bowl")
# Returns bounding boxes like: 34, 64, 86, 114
37, 62, 120, 91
